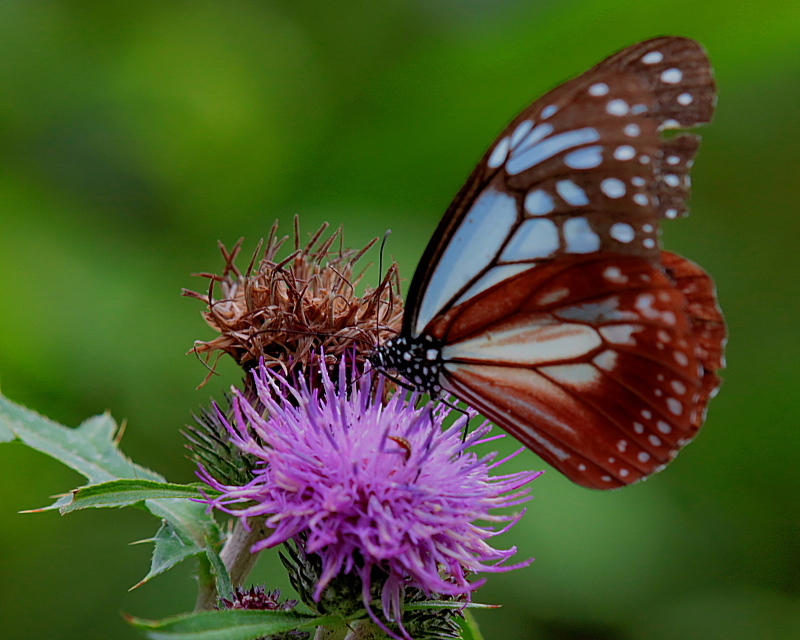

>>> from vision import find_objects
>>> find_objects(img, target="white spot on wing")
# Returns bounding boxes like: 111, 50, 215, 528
673, 350, 689, 366
500, 218, 560, 262
610, 222, 635, 243
563, 217, 600, 253
601, 178, 626, 198
592, 349, 618, 371
667, 398, 683, 415
524, 189, 555, 216
415, 189, 518, 334
671, 380, 687, 395
510, 120, 534, 147
540, 363, 601, 388
599, 324, 640, 345
556, 180, 589, 206
541, 105, 558, 119
564, 145, 603, 169
614, 145, 636, 161
589, 82, 609, 96
487, 137, 510, 169
677, 92, 693, 105
606, 99, 629, 116
642, 51, 663, 64
661, 68, 683, 84
624, 123, 640, 137
602, 266, 628, 284
649, 434, 662, 446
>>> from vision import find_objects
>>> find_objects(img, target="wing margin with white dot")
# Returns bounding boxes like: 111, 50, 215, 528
427, 253, 722, 490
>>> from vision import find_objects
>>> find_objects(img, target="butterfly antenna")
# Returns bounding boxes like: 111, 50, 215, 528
376, 229, 392, 348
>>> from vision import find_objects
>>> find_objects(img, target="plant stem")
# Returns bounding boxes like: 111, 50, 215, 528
194, 516, 269, 610
314, 625, 348, 640
343, 620, 381, 640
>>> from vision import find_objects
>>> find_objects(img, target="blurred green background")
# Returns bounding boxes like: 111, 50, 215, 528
1, 1, 798, 639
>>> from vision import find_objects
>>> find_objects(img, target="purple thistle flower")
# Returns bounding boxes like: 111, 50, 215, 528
198, 359, 542, 631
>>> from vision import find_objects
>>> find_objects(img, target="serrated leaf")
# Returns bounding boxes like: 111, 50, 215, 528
205, 539, 233, 601
126, 609, 343, 640
60, 479, 211, 513
132, 521, 204, 590
0, 391, 222, 551
459, 611, 485, 640
0, 395, 163, 484
148, 498, 221, 548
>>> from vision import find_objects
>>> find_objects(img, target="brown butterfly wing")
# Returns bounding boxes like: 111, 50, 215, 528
428, 253, 724, 489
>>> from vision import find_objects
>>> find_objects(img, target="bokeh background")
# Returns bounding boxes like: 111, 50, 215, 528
1, 1, 799, 639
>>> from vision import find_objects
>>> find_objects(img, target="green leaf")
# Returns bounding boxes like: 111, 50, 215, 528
59, 479, 212, 513
126, 609, 343, 640
131, 521, 204, 590
147, 498, 220, 548
0, 391, 223, 553
459, 610, 485, 640
0, 396, 163, 485
205, 539, 234, 602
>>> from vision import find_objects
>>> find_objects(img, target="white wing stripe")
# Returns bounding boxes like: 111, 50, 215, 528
442, 321, 602, 365
500, 218, 560, 262
513, 123, 553, 154
453, 263, 533, 307
414, 189, 518, 335
506, 127, 600, 175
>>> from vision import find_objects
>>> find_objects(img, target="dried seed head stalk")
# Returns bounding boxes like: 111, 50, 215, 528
184, 217, 403, 383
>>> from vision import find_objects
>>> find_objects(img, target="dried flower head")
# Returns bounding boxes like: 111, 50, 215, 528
198, 359, 541, 634
184, 217, 403, 381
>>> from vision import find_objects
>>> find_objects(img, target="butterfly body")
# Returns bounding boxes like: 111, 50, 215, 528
371, 37, 726, 490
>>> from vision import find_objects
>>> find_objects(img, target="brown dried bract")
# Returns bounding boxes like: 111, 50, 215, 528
184, 217, 403, 385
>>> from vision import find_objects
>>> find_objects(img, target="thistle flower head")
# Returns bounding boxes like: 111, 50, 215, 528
183, 217, 403, 382
198, 359, 541, 633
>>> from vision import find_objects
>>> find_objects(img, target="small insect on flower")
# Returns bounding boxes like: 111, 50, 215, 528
197, 358, 542, 634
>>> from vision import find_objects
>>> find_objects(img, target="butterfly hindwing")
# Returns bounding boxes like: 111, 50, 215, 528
434, 253, 716, 489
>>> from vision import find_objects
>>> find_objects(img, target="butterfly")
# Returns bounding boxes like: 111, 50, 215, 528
370, 36, 727, 490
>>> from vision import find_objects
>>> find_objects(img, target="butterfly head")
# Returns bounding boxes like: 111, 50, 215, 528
369, 334, 444, 395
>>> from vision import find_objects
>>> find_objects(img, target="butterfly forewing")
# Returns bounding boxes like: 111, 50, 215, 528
377, 37, 725, 489
407, 36, 716, 337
